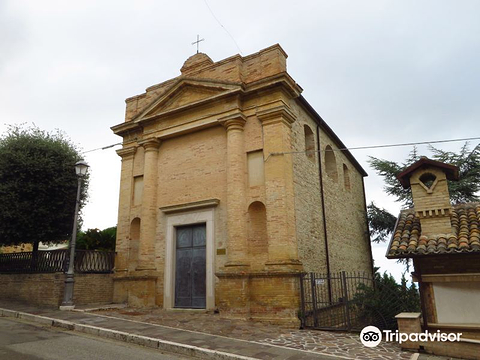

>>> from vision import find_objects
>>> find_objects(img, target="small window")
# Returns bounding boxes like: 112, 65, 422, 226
304, 125, 315, 161
343, 164, 351, 190
419, 172, 436, 189
325, 145, 338, 182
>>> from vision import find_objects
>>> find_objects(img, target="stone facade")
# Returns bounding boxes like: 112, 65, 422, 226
0, 273, 113, 307
111, 44, 372, 324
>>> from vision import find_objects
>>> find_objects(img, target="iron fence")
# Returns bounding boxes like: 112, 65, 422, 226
300, 271, 416, 331
0, 249, 115, 274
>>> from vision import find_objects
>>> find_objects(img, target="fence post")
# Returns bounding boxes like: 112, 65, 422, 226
310, 273, 318, 328
341, 271, 352, 331
299, 273, 306, 329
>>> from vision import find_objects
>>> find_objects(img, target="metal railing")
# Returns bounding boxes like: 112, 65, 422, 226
0, 249, 115, 274
299, 271, 417, 331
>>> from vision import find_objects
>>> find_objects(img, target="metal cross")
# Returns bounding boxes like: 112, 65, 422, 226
192, 35, 205, 54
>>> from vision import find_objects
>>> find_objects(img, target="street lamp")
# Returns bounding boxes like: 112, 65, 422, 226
60, 160, 89, 310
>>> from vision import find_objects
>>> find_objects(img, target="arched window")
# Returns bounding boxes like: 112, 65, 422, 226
343, 164, 351, 190
247, 201, 268, 268
129, 218, 141, 269
324, 145, 338, 182
304, 125, 315, 161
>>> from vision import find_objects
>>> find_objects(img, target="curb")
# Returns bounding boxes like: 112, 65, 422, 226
72, 303, 128, 312
0, 308, 256, 360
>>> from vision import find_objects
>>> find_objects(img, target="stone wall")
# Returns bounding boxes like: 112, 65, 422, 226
317, 113, 372, 275
291, 101, 372, 275
216, 273, 300, 326
291, 104, 327, 273
156, 126, 228, 273
0, 273, 113, 307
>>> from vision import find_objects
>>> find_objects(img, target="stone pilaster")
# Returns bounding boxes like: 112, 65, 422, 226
219, 113, 249, 269
136, 138, 161, 271
114, 147, 136, 273
257, 106, 302, 271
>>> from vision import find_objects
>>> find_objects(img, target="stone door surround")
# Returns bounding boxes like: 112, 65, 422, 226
161, 199, 218, 310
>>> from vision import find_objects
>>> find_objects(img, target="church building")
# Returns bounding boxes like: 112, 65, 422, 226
111, 44, 372, 323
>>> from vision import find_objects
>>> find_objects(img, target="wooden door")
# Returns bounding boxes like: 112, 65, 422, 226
174, 224, 206, 308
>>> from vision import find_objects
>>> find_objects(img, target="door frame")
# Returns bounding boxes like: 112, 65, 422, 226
163, 207, 215, 310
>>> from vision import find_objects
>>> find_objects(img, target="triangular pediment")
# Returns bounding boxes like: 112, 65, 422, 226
134, 79, 243, 122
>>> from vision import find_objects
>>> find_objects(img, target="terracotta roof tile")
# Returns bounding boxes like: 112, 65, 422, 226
386, 202, 480, 258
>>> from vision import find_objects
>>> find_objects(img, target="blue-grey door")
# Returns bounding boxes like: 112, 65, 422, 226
174, 224, 206, 308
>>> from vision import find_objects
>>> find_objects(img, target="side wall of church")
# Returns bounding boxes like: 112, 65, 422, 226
290, 103, 327, 273
290, 101, 372, 275
318, 128, 372, 275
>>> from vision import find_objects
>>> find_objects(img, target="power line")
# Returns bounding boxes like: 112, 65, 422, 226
265, 136, 480, 161
82, 142, 122, 154
203, 0, 243, 55
81, 136, 480, 159
331, 136, 480, 152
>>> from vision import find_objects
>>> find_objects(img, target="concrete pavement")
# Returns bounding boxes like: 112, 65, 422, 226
0, 316, 189, 360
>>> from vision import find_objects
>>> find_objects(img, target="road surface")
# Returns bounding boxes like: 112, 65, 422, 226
0, 316, 191, 360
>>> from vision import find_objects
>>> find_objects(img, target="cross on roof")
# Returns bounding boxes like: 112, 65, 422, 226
192, 35, 205, 54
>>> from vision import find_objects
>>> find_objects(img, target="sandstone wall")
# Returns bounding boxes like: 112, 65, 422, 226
0, 273, 113, 307
318, 126, 372, 275
290, 100, 372, 275
290, 103, 327, 273
155, 126, 228, 273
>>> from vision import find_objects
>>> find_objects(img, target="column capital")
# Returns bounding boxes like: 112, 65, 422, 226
219, 113, 247, 131
257, 106, 295, 127
138, 138, 161, 152
116, 146, 136, 159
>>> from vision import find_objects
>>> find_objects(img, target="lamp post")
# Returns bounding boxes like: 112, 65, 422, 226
60, 160, 89, 310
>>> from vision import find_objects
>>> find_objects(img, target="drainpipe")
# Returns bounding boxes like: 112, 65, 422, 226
316, 125, 332, 304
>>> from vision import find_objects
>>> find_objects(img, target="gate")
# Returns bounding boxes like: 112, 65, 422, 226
299, 271, 418, 331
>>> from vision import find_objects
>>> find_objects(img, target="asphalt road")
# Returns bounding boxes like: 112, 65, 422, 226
0, 317, 191, 360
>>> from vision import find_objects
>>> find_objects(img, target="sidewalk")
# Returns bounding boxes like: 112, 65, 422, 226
0, 301, 441, 360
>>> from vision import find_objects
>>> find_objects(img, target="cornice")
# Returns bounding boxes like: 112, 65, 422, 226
244, 72, 302, 98
257, 105, 296, 127
160, 198, 220, 214
116, 147, 136, 159
111, 121, 142, 137
131, 78, 244, 123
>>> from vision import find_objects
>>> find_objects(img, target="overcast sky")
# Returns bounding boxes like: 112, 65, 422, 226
1, 0, 479, 281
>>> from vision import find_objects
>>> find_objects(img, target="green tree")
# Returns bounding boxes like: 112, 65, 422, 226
352, 268, 420, 330
368, 143, 480, 242
0, 125, 88, 252
367, 203, 398, 243
76, 226, 116, 251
